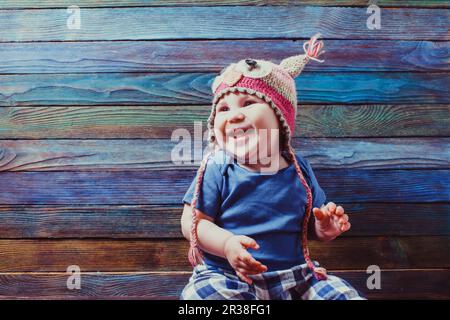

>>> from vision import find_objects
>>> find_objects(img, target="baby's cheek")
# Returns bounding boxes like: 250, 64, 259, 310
254, 120, 279, 140
252, 108, 278, 130
213, 121, 226, 144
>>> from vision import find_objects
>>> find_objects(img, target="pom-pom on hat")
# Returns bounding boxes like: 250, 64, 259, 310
188, 33, 328, 281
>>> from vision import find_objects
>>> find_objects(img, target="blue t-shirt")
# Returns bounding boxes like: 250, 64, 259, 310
182, 149, 326, 272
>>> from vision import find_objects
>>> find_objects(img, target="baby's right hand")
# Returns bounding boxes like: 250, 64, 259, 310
223, 235, 268, 285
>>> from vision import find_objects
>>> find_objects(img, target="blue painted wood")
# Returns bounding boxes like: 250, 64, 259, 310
0, 7, 448, 42
0, 170, 448, 204
0, 1, 447, 300
0, 138, 449, 171
1, 0, 449, 9
0, 203, 447, 238
1, 105, 449, 138
0, 72, 448, 106
0, 40, 447, 73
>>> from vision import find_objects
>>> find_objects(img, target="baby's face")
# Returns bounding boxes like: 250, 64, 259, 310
213, 92, 281, 163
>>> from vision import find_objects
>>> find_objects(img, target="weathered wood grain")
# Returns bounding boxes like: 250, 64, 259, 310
1, 105, 449, 139
0, 203, 447, 238
0, 7, 448, 42
0, 40, 448, 73
0, 269, 449, 300
0, 138, 448, 172
0, 72, 448, 106
1, 0, 447, 302
1, 1, 448, 9
0, 170, 448, 204
331, 269, 450, 300
0, 237, 447, 272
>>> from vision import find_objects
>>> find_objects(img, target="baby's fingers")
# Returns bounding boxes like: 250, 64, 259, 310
236, 270, 253, 285
243, 255, 262, 267
239, 236, 259, 250
244, 258, 267, 273
327, 202, 337, 215
335, 205, 345, 216
313, 207, 326, 221
340, 222, 351, 232
338, 214, 349, 225
238, 257, 267, 273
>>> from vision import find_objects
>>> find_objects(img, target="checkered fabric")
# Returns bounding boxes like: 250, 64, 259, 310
180, 262, 366, 300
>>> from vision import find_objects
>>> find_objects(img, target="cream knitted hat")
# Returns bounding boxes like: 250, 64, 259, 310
206, 33, 325, 152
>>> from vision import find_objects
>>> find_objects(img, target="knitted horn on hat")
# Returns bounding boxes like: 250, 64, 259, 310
280, 33, 325, 78
188, 33, 328, 281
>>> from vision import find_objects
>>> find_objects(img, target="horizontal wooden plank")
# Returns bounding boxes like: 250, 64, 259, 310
299, 104, 450, 138
331, 269, 450, 300
0, 169, 448, 204
0, 7, 448, 42
343, 203, 450, 236
0, 203, 448, 238
1, 105, 449, 139
0, 269, 449, 300
1, 1, 448, 10
0, 205, 185, 239
1, 40, 448, 73
0, 138, 448, 172
0, 271, 190, 300
0, 237, 447, 272
0, 72, 448, 106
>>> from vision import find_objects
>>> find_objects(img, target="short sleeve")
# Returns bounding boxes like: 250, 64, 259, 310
300, 156, 327, 209
182, 157, 223, 219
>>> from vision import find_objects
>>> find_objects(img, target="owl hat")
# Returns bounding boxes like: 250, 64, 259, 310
188, 34, 328, 280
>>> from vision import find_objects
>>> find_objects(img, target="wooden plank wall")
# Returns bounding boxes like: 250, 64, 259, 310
0, 1, 449, 299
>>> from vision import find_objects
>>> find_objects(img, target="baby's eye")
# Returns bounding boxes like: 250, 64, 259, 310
218, 106, 229, 112
243, 100, 256, 107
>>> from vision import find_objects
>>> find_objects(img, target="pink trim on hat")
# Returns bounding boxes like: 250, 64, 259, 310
214, 77, 296, 135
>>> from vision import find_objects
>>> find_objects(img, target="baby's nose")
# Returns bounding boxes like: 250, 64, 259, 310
228, 111, 245, 123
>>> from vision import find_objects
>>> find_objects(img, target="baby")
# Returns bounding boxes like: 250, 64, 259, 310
180, 34, 365, 300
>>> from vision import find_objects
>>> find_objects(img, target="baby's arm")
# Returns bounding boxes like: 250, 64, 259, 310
181, 204, 267, 284
181, 203, 233, 258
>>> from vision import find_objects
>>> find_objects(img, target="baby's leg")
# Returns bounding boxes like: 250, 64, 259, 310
299, 273, 366, 300
180, 264, 258, 300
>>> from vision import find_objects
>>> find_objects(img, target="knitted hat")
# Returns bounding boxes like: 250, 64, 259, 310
188, 34, 328, 281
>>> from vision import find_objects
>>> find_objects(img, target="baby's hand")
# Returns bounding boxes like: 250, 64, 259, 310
223, 235, 268, 285
313, 202, 351, 241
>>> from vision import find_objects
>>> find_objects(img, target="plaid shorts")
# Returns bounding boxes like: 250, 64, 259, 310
180, 262, 366, 300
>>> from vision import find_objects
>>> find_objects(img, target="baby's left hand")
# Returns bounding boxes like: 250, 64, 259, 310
312, 202, 351, 241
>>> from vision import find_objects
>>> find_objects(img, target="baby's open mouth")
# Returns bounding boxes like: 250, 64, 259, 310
225, 125, 256, 139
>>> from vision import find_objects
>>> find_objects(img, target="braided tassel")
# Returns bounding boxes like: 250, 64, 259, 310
288, 146, 328, 281
303, 33, 325, 63
188, 151, 214, 267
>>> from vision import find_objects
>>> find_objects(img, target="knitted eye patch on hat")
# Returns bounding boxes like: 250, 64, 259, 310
188, 33, 327, 281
